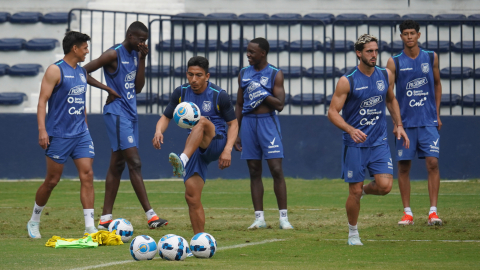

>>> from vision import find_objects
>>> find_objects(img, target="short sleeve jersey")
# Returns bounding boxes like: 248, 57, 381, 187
342, 66, 389, 147
393, 49, 437, 128
103, 44, 139, 121
45, 60, 88, 138
239, 64, 279, 114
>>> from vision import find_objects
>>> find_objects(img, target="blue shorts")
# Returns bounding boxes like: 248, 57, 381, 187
45, 131, 95, 164
240, 112, 284, 160
184, 134, 227, 182
341, 143, 393, 183
396, 126, 440, 161
104, 113, 139, 152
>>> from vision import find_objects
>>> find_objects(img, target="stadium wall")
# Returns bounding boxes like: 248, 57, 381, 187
1, 114, 478, 180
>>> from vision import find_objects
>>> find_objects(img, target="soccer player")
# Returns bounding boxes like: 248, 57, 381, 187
83, 21, 168, 229
328, 34, 410, 245
234, 38, 293, 230
27, 31, 111, 238
386, 20, 443, 226
152, 56, 238, 234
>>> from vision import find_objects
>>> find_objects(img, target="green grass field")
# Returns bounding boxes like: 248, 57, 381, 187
1, 178, 479, 269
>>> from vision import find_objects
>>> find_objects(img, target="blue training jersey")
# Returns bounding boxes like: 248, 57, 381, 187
342, 66, 389, 147
103, 44, 139, 121
393, 49, 437, 128
239, 64, 279, 114
45, 60, 88, 138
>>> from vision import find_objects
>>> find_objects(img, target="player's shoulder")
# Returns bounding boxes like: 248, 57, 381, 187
343, 66, 358, 78
392, 50, 404, 59
268, 63, 280, 72
45, 61, 62, 75
207, 82, 226, 93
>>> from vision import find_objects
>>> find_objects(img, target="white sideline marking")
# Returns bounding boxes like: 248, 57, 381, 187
70, 238, 284, 270
324, 239, 480, 243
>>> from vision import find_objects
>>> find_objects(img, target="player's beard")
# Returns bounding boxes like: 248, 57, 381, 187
361, 55, 376, 67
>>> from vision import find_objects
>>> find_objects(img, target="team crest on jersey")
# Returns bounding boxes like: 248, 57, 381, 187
202, 101, 212, 112
421, 63, 429, 74
125, 71, 136, 82
134, 56, 138, 67
347, 171, 353, 178
79, 73, 86, 83
376, 80, 385, 91
398, 150, 403, 157
260, 76, 269, 86
128, 136, 134, 144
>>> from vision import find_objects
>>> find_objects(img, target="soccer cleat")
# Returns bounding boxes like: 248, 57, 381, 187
187, 252, 194, 257
84, 226, 98, 235
97, 219, 112, 230
398, 212, 414, 225
347, 235, 363, 246
27, 221, 41, 239
428, 212, 443, 226
148, 216, 168, 229
279, 219, 294, 229
248, 219, 267, 229
169, 153, 185, 177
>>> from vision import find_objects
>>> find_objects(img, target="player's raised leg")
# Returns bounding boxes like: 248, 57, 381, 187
426, 156, 442, 225
73, 157, 97, 234
184, 174, 205, 234
247, 159, 267, 229
27, 157, 64, 239
267, 158, 292, 229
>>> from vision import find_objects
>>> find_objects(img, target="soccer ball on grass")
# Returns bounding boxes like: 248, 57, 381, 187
158, 235, 189, 261
190, 232, 217, 258
108, 218, 134, 242
130, 235, 157, 261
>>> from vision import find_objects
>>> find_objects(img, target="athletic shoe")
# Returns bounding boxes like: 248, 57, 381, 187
27, 221, 41, 239
428, 212, 443, 226
187, 252, 194, 257
169, 153, 185, 177
347, 235, 363, 246
398, 212, 414, 225
148, 216, 168, 229
98, 219, 112, 230
279, 219, 294, 229
84, 226, 98, 235
248, 219, 267, 229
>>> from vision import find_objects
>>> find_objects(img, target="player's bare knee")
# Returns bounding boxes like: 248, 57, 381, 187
127, 158, 142, 172
185, 193, 200, 207
379, 181, 392, 195
426, 158, 439, 173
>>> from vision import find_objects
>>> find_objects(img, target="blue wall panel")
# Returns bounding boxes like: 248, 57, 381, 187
0, 114, 479, 180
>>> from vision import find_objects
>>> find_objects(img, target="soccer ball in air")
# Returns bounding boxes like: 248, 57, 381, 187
108, 218, 134, 243
130, 235, 157, 261
158, 235, 189, 261
190, 232, 217, 258
173, 102, 201, 129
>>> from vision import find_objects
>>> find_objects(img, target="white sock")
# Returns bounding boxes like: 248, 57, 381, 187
254, 211, 265, 221
100, 214, 112, 222
362, 185, 367, 195
180, 153, 189, 167
279, 209, 288, 220
146, 209, 157, 220
429, 206, 437, 215
30, 202, 45, 222
83, 209, 94, 228
404, 207, 413, 216
348, 223, 359, 237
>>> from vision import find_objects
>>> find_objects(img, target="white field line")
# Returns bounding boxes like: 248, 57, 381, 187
324, 239, 480, 243
70, 238, 284, 270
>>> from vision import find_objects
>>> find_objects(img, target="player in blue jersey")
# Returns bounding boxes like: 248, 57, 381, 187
328, 34, 410, 245
83, 21, 168, 229
386, 20, 443, 226
234, 38, 293, 230
152, 56, 238, 234
27, 31, 106, 238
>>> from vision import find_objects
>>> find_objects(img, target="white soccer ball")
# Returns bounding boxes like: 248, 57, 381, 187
158, 235, 189, 261
190, 232, 217, 258
108, 218, 134, 243
130, 235, 157, 261
173, 102, 201, 129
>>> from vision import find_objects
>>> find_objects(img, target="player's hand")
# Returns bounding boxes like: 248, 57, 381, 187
106, 87, 121, 99
396, 125, 410, 149
348, 128, 367, 144
234, 137, 242, 152
392, 123, 397, 135
105, 93, 118, 105
218, 150, 232, 170
138, 43, 148, 59
437, 115, 442, 131
38, 129, 49, 150
152, 132, 164, 149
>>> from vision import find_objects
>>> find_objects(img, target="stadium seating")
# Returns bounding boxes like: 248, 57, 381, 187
401, 14, 434, 25
474, 68, 480, 79
306, 66, 342, 78
434, 14, 466, 26
440, 67, 473, 79
146, 65, 171, 77
209, 66, 239, 77
230, 93, 237, 104
384, 40, 404, 53
191, 39, 221, 52
172, 13, 205, 25
440, 93, 460, 106
340, 66, 356, 74
422, 40, 453, 53
303, 13, 335, 25
0, 92, 27, 105
136, 93, 159, 105
466, 14, 480, 25
221, 39, 249, 52
291, 93, 324, 105
326, 94, 333, 105
174, 66, 188, 77
452, 41, 480, 53
238, 13, 269, 25
335, 13, 367, 26
9, 64, 43, 76
25, 38, 59, 51
0, 12, 11, 23
289, 40, 321, 52
156, 39, 192, 52
0, 64, 9, 75
158, 93, 172, 105
462, 94, 480, 107
206, 13, 237, 25
0, 38, 26, 51
368, 13, 401, 26
270, 13, 302, 25
268, 40, 288, 52
41, 12, 70, 24
324, 40, 354, 52
280, 66, 305, 78
9, 12, 42, 24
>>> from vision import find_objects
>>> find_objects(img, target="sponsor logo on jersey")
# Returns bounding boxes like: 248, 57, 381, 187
67, 97, 84, 104
134, 57, 138, 67
260, 76, 269, 86
361, 95, 383, 108
247, 81, 261, 93
398, 150, 403, 157
202, 101, 212, 112
409, 97, 427, 107
360, 116, 380, 126
433, 138, 439, 146
406, 77, 428, 90
407, 90, 429, 97
242, 78, 251, 82
122, 61, 129, 64
53, 155, 60, 159
355, 86, 368, 91
68, 106, 85, 115
376, 80, 385, 91
125, 70, 136, 82
421, 63, 429, 74
79, 73, 86, 83
249, 90, 268, 100
64, 75, 75, 78
400, 68, 413, 71
250, 98, 264, 108
359, 108, 382, 116
68, 85, 86, 96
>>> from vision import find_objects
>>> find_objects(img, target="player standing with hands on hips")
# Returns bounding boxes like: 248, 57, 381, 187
386, 20, 443, 226
234, 38, 293, 230
83, 21, 168, 230
328, 34, 409, 245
